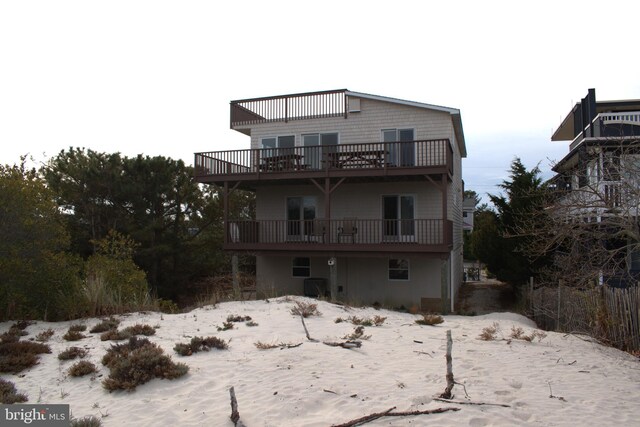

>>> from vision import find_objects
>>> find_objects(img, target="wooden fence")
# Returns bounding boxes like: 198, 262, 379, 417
528, 285, 640, 351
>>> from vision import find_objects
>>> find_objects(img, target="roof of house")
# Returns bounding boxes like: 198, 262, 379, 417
345, 91, 466, 157
552, 97, 640, 141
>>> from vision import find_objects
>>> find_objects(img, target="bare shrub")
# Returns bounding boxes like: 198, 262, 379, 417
174, 336, 228, 356
69, 324, 87, 332
342, 326, 371, 341
246, 321, 259, 327
58, 347, 88, 361
510, 326, 525, 340
63, 330, 86, 341
35, 329, 55, 342
0, 378, 28, 403
415, 314, 444, 326
217, 321, 234, 331
71, 415, 102, 427
100, 324, 155, 341
226, 314, 252, 323
479, 322, 500, 341
90, 317, 120, 333
68, 360, 97, 377
290, 301, 321, 318
102, 338, 188, 392
372, 315, 387, 326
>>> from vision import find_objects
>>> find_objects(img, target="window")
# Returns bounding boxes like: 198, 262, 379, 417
261, 135, 295, 157
293, 257, 311, 277
382, 128, 415, 167
302, 133, 338, 169
389, 259, 409, 280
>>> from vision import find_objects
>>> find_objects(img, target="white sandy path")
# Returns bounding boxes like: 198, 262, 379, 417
2, 297, 640, 426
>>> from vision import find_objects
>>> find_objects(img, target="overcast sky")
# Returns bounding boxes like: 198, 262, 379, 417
2, 1, 639, 204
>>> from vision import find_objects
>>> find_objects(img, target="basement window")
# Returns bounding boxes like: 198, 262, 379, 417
292, 257, 311, 278
388, 259, 409, 281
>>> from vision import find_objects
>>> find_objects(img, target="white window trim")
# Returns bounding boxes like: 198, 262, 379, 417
388, 258, 410, 281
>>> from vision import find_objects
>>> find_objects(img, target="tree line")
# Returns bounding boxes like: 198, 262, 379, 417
0, 148, 254, 321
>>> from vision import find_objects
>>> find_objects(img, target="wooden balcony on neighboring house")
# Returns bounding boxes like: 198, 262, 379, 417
225, 218, 453, 254
194, 139, 453, 184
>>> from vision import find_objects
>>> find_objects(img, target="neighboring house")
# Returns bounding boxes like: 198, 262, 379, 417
195, 89, 466, 312
462, 196, 475, 233
550, 88, 640, 286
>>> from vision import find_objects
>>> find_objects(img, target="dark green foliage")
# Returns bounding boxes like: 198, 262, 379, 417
0, 161, 83, 321
90, 317, 120, 333
100, 324, 155, 341
71, 416, 102, 427
42, 148, 256, 302
174, 336, 228, 356
85, 231, 151, 316
63, 330, 86, 341
471, 158, 548, 286
58, 347, 88, 361
0, 340, 51, 373
102, 337, 188, 391
68, 360, 97, 377
0, 378, 28, 403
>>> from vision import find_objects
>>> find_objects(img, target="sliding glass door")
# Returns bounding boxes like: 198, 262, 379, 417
383, 129, 415, 167
287, 196, 316, 240
383, 195, 415, 241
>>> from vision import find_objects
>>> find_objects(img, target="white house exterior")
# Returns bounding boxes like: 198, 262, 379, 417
195, 89, 467, 311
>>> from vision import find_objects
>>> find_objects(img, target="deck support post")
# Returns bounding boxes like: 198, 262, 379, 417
329, 256, 338, 302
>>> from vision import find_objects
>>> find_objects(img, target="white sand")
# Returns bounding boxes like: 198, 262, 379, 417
2, 297, 640, 426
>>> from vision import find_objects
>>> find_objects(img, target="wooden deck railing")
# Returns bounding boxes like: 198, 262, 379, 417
230, 89, 348, 127
226, 219, 452, 248
194, 139, 452, 178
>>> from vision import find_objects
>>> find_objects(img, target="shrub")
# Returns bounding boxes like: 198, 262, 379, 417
101, 337, 151, 367
58, 347, 88, 361
510, 326, 525, 340
0, 332, 20, 343
68, 360, 97, 377
0, 353, 39, 374
102, 338, 188, 391
0, 378, 28, 403
84, 231, 152, 317
342, 326, 370, 341
511, 328, 547, 343
415, 314, 444, 326
479, 322, 500, 341
226, 314, 252, 322
216, 322, 234, 331
290, 301, 321, 318
90, 317, 120, 333
35, 328, 55, 342
71, 416, 102, 427
63, 330, 86, 341
100, 324, 156, 341
174, 336, 228, 356
0, 340, 51, 373
372, 315, 387, 326
69, 323, 87, 332
246, 321, 259, 327
157, 299, 179, 314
